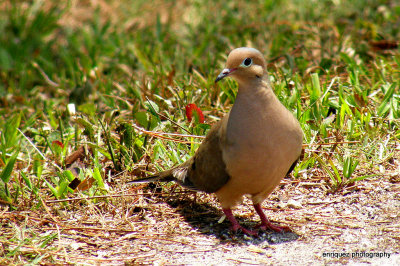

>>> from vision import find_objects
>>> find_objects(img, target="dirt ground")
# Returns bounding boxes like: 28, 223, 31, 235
2, 169, 399, 265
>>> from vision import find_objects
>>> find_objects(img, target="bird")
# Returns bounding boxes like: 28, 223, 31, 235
129, 47, 303, 236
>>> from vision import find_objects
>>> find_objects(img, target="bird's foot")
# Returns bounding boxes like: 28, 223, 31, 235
256, 221, 291, 233
253, 203, 291, 233
231, 224, 258, 237
223, 208, 258, 237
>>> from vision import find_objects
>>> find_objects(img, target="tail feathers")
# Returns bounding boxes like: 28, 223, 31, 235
128, 166, 200, 192
127, 170, 174, 184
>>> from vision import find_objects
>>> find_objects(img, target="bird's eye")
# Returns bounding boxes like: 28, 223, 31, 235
241, 57, 252, 67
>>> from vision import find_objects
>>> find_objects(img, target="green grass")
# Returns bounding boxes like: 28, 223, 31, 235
0, 0, 399, 263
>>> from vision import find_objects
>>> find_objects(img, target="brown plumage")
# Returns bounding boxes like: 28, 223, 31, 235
130, 47, 303, 236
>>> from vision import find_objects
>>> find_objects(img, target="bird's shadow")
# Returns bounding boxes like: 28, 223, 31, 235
163, 193, 299, 245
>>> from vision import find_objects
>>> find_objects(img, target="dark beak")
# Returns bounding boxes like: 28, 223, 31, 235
215, 68, 237, 83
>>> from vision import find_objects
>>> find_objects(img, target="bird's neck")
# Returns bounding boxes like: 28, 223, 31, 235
236, 74, 274, 102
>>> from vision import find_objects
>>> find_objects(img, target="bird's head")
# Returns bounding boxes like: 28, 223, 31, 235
215, 47, 267, 85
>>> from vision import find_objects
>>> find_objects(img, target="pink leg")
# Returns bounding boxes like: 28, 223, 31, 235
254, 203, 291, 232
222, 208, 258, 236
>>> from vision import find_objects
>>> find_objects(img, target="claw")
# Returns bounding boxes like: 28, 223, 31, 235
231, 224, 258, 237
223, 208, 258, 237
254, 203, 291, 233
257, 222, 291, 233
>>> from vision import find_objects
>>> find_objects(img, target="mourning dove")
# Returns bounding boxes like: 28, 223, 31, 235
130, 47, 303, 236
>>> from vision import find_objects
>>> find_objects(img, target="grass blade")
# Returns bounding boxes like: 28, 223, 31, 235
0, 151, 18, 183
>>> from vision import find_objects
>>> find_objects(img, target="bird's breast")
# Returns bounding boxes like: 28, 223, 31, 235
222, 89, 303, 182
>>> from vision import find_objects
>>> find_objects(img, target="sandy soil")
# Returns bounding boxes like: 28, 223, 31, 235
3, 171, 399, 265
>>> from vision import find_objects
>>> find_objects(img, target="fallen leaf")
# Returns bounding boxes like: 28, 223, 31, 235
185, 103, 204, 124
74, 176, 95, 192
369, 40, 398, 51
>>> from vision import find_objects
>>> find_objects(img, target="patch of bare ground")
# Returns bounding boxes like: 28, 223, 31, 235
2, 170, 399, 265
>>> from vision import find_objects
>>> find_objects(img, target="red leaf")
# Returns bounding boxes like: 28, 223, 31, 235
185, 104, 204, 124
52, 140, 64, 149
